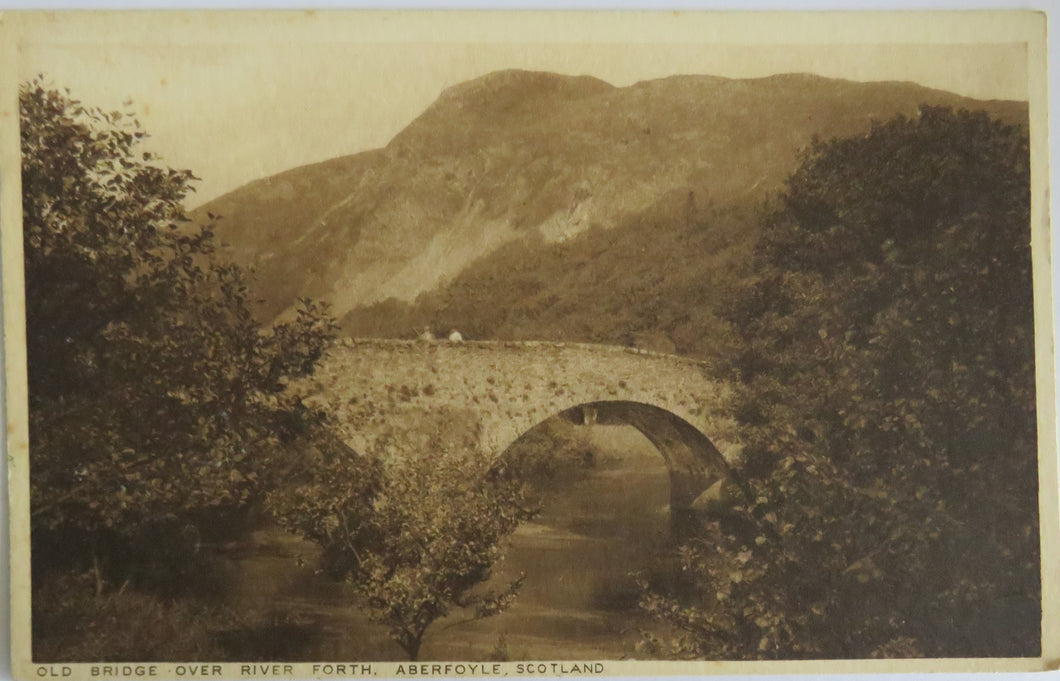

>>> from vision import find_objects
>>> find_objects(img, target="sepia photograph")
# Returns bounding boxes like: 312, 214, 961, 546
2, 10, 1057, 678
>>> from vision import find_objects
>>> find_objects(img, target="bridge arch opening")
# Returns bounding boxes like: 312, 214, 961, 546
495, 400, 733, 536
485, 400, 736, 634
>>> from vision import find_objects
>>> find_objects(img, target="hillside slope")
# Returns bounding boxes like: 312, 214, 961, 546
341, 191, 755, 357
196, 70, 1026, 338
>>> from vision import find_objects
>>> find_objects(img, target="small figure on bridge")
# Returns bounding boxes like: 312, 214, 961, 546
418, 326, 435, 342
448, 329, 464, 343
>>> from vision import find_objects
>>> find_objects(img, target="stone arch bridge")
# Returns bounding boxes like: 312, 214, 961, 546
304, 339, 741, 529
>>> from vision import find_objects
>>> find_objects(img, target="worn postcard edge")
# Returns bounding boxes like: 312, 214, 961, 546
0, 9, 1056, 679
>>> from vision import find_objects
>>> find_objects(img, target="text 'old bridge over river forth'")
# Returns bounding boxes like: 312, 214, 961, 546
304, 338, 741, 527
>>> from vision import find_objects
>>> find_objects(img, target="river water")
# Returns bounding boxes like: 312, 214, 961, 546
217, 424, 677, 661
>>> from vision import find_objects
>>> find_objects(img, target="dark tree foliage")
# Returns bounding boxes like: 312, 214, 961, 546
644, 107, 1039, 658
22, 79, 338, 592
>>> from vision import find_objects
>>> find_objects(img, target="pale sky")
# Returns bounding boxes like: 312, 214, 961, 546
11, 12, 1033, 206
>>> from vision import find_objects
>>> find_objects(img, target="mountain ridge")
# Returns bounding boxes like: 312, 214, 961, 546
194, 69, 1027, 342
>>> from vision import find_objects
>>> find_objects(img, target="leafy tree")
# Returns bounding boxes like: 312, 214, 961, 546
643, 107, 1039, 658
270, 417, 535, 660
22, 79, 338, 593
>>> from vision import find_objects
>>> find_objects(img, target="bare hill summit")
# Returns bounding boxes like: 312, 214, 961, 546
196, 70, 1026, 339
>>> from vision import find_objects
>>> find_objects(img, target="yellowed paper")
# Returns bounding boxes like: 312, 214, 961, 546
2, 10, 1056, 679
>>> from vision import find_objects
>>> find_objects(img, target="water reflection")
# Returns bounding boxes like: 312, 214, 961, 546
413, 423, 676, 660
219, 422, 677, 661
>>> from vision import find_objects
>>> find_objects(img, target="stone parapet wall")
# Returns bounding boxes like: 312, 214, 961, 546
308, 338, 736, 460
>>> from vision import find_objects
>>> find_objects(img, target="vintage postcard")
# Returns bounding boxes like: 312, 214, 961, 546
2, 10, 1057, 679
